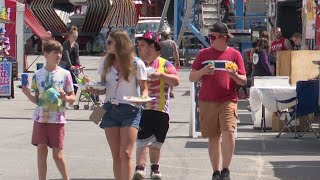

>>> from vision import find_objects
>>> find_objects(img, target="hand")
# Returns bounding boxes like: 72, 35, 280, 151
149, 72, 162, 80
201, 64, 215, 75
58, 89, 67, 100
22, 86, 31, 95
227, 70, 238, 78
87, 87, 105, 95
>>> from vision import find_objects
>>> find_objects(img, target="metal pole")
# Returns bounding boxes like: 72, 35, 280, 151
174, 0, 178, 41
158, 0, 171, 34
177, 0, 193, 47
301, 0, 307, 50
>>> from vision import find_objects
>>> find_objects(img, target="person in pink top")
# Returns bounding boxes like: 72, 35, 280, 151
189, 22, 246, 180
133, 31, 179, 179
22, 40, 75, 180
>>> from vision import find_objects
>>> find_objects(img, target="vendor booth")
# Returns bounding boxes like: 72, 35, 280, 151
0, 0, 51, 99
0, 2, 14, 99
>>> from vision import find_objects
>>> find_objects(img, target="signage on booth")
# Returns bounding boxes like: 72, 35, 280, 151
0, 61, 12, 96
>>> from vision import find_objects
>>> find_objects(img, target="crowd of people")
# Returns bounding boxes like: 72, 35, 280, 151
237, 27, 304, 98
21, 24, 180, 180
20, 22, 304, 180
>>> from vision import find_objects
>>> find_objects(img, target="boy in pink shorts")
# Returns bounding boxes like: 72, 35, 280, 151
22, 40, 75, 180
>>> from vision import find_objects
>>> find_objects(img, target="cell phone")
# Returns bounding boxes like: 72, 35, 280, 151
214, 62, 226, 69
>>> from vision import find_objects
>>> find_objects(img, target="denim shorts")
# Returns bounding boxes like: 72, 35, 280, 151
99, 102, 142, 129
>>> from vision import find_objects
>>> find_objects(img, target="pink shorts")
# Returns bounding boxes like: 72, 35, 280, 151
31, 121, 65, 149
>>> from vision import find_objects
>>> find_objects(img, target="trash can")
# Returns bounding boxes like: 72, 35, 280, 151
36, 63, 44, 70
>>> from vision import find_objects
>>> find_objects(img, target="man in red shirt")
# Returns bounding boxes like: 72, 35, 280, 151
189, 22, 246, 180
270, 27, 292, 73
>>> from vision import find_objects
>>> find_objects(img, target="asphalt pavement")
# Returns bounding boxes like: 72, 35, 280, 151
0, 56, 320, 180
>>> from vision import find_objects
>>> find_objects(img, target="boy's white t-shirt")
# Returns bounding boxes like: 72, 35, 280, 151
97, 58, 147, 104
31, 67, 74, 124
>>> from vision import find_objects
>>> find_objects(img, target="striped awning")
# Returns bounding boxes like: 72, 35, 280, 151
104, 0, 137, 28
30, 0, 67, 33
82, 0, 110, 33
25, 6, 51, 39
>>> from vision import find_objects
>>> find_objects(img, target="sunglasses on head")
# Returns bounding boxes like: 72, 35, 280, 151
208, 34, 225, 41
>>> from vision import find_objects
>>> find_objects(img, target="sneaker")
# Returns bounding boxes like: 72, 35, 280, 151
133, 165, 146, 180
150, 164, 162, 179
221, 168, 230, 180
170, 92, 174, 98
212, 170, 221, 180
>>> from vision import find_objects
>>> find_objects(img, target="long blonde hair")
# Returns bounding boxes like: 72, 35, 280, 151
102, 30, 135, 82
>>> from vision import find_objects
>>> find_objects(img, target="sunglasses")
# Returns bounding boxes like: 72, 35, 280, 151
208, 34, 225, 41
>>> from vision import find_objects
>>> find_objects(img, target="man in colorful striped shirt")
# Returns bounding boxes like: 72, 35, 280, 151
133, 31, 180, 179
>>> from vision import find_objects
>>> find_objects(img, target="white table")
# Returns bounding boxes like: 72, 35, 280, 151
249, 86, 297, 128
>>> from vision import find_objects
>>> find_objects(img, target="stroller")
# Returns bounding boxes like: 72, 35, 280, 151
72, 66, 101, 110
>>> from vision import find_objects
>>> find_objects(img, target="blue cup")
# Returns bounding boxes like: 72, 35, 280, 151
36, 63, 44, 70
21, 73, 28, 87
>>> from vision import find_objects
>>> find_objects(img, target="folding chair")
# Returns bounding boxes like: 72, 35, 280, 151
296, 80, 320, 138
275, 80, 320, 138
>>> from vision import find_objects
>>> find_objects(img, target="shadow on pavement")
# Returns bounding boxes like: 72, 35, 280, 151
51, 179, 114, 180
234, 138, 320, 156
185, 138, 320, 156
270, 161, 320, 180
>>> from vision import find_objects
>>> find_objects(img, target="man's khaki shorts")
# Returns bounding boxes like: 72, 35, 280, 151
198, 100, 238, 138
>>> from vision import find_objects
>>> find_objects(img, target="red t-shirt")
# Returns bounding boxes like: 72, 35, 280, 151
271, 37, 287, 52
191, 47, 246, 102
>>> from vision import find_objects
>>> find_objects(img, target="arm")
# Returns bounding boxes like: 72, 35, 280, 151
250, 48, 255, 71
189, 64, 214, 82
285, 39, 292, 50
62, 41, 72, 68
148, 70, 180, 87
229, 50, 247, 86
58, 90, 75, 104
174, 44, 180, 67
86, 74, 107, 95
228, 72, 247, 86
159, 73, 180, 87
138, 80, 148, 97
75, 43, 80, 66
22, 87, 38, 104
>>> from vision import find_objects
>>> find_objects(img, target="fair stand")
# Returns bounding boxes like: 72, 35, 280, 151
249, 76, 291, 130
0, 2, 14, 99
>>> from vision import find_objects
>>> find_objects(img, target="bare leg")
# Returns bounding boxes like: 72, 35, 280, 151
149, 146, 161, 164
221, 131, 235, 169
52, 148, 69, 180
208, 136, 221, 171
105, 128, 121, 180
120, 127, 138, 180
136, 146, 149, 166
37, 144, 48, 180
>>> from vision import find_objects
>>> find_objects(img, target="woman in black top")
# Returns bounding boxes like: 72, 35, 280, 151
60, 25, 80, 94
